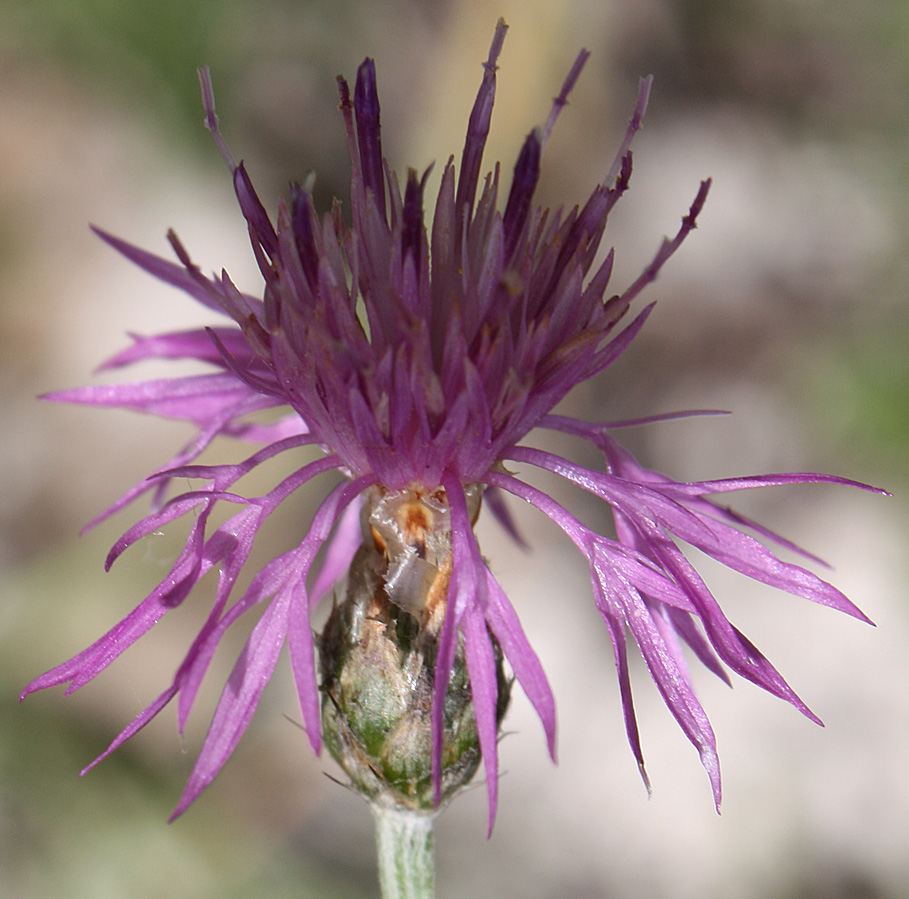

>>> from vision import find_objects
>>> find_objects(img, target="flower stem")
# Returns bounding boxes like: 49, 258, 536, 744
372, 804, 435, 899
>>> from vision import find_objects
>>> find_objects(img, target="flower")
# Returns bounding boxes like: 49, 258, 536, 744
23, 20, 881, 833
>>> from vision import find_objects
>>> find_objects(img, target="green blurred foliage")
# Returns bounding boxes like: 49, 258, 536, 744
4, 0, 233, 145
1, 0, 360, 166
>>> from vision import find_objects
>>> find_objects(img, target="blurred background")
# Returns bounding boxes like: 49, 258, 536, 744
1, 0, 906, 896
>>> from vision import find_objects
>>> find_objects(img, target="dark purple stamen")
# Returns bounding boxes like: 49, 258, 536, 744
233, 163, 278, 260
503, 130, 541, 258
455, 19, 508, 237
353, 59, 386, 214
402, 168, 428, 272
291, 185, 319, 292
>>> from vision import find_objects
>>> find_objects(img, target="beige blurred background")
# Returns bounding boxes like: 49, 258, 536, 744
2, 0, 906, 896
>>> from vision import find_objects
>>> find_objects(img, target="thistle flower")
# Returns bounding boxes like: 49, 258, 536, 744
23, 20, 881, 835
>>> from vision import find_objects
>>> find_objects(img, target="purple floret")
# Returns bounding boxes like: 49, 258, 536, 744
23, 19, 884, 833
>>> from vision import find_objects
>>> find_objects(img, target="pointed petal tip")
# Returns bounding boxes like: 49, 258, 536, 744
79, 756, 103, 778
168, 781, 204, 823
711, 766, 723, 813
485, 803, 497, 839
356, 56, 377, 81
706, 759, 722, 813
88, 222, 111, 241
638, 761, 652, 798
167, 804, 187, 824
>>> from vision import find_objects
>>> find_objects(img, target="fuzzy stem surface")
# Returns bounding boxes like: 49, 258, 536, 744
372, 804, 436, 899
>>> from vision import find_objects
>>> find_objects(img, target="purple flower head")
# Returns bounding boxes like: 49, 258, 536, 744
24, 20, 883, 833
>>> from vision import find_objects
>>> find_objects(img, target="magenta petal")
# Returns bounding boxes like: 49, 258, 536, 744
483, 569, 556, 760
43, 373, 258, 422
170, 589, 292, 820
286, 585, 321, 755
430, 589, 461, 807
174, 507, 264, 731
593, 546, 722, 809
171, 458, 344, 734
597, 606, 650, 794
462, 603, 501, 837
92, 225, 245, 316
287, 476, 375, 754
81, 686, 178, 775
425, 482, 484, 806
98, 327, 255, 371
308, 494, 363, 603
24, 509, 214, 698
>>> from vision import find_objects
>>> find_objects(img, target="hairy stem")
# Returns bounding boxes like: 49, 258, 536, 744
372, 804, 435, 899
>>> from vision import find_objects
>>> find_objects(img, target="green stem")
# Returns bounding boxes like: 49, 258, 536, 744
371, 804, 435, 899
